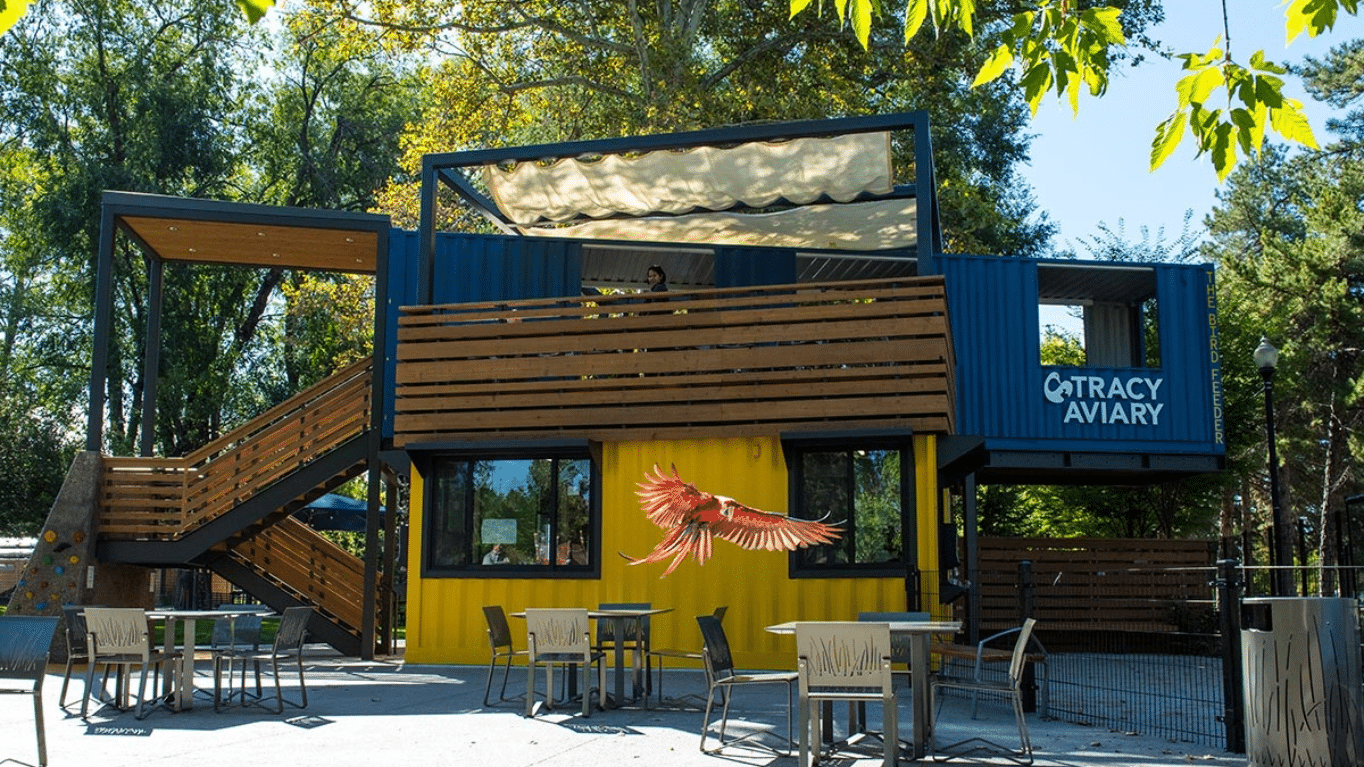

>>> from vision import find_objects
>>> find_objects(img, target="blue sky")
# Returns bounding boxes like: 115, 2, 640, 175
1022, 2, 1364, 253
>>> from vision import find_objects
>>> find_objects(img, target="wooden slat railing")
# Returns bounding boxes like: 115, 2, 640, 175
99, 359, 373, 540
224, 516, 369, 635
394, 276, 955, 446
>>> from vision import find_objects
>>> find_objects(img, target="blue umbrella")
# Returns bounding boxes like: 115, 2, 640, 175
295, 493, 385, 532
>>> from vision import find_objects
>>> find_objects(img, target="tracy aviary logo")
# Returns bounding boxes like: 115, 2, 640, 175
621, 464, 843, 578
1043, 371, 1166, 426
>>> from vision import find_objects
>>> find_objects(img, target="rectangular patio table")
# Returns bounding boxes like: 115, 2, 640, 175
513, 607, 672, 708
766, 618, 960, 759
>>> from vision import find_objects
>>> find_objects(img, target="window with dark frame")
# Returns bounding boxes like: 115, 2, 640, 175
424, 452, 597, 577
788, 443, 913, 575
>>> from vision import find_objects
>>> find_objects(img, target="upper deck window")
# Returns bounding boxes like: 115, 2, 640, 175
1038, 264, 1160, 368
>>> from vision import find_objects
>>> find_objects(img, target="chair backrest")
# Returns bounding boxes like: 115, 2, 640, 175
483, 606, 515, 651
1007, 619, 1038, 686
696, 614, 736, 682
711, 606, 728, 623
796, 622, 894, 691
857, 611, 928, 664
212, 609, 264, 650
596, 602, 651, 644
0, 616, 60, 689
525, 608, 591, 658
84, 608, 151, 660
61, 604, 89, 658
272, 606, 312, 654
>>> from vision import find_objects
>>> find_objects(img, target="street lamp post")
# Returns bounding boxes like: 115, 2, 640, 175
1254, 337, 1294, 597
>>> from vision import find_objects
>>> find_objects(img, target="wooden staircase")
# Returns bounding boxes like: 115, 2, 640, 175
94, 359, 377, 656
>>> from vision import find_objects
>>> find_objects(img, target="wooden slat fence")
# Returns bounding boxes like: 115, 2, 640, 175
975, 536, 1217, 636
99, 359, 372, 540
394, 277, 955, 446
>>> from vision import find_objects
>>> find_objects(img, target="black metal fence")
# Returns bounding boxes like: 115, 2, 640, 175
961, 559, 1364, 753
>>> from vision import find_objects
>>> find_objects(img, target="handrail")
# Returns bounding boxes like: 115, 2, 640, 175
98, 361, 373, 540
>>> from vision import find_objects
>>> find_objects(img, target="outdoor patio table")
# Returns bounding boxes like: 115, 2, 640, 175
513, 607, 672, 708
766, 619, 960, 759
149, 607, 275, 711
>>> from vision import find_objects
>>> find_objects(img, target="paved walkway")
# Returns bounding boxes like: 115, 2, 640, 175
3, 652, 1248, 767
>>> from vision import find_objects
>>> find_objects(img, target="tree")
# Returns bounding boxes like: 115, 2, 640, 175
790, 0, 1343, 180
321, 0, 1167, 257
1206, 137, 1364, 592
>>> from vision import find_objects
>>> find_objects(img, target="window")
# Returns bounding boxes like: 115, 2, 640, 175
785, 437, 915, 576
424, 449, 598, 578
1037, 263, 1160, 368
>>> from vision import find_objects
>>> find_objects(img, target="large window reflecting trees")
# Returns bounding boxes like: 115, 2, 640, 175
425, 452, 597, 577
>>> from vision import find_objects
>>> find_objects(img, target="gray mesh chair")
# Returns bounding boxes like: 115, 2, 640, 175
930, 618, 1037, 765
82, 607, 180, 720
595, 601, 651, 703
59, 604, 101, 709
646, 605, 726, 708
482, 605, 528, 706
213, 605, 311, 713
697, 614, 795, 755
208, 605, 265, 704
0, 615, 60, 766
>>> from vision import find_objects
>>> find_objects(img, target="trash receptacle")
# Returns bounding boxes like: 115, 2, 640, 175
1241, 597, 1364, 767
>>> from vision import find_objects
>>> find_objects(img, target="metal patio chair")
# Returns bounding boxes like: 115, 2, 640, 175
930, 618, 1037, 765
207, 605, 265, 704
646, 605, 726, 708
697, 614, 795, 755
213, 605, 311, 713
796, 621, 898, 767
81, 607, 180, 720
524, 608, 606, 718
0, 615, 60, 766
59, 604, 104, 709
482, 605, 528, 706
595, 601, 651, 703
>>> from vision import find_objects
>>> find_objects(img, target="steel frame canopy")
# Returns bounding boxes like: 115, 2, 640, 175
417, 111, 943, 303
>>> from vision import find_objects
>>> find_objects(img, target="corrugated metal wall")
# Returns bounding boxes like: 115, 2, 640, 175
942, 255, 1223, 455
403, 435, 946, 670
382, 231, 582, 438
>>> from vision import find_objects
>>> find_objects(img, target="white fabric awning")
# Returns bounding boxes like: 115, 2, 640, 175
518, 197, 919, 252
483, 132, 894, 226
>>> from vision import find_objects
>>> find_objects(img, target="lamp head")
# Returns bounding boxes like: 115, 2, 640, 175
1253, 336, 1279, 378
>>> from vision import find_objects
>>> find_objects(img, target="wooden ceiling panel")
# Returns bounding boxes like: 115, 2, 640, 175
120, 216, 379, 274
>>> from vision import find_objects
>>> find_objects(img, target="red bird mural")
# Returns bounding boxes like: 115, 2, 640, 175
623, 463, 843, 577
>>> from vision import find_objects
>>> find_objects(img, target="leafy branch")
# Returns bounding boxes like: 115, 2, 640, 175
789, 0, 1360, 180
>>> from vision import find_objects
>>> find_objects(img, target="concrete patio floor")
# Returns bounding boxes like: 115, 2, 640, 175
1, 651, 1249, 767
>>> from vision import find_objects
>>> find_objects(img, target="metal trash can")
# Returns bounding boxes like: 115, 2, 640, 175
1241, 597, 1364, 767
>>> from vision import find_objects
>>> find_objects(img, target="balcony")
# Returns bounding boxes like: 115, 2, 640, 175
394, 277, 955, 446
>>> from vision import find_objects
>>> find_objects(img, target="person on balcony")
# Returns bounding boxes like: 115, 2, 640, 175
647, 265, 668, 292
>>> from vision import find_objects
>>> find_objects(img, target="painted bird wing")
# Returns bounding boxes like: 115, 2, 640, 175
709, 502, 844, 552
635, 463, 711, 528
623, 521, 715, 578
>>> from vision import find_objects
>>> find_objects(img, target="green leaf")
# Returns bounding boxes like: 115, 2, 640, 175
1210, 121, 1236, 182
791, 0, 815, 18
1150, 111, 1188, 170
1248, 50, 1287, 74
1081, 7, 1126, 44
1187, 66, 1225, 105
236, 0, 274, 24
1021, 62, 1053, 115
1, 0, 29, 34
972, 44, 1015, 87
904, 0, 929, 40
851, 0, 873, 44
1269, 99, 1320, 149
